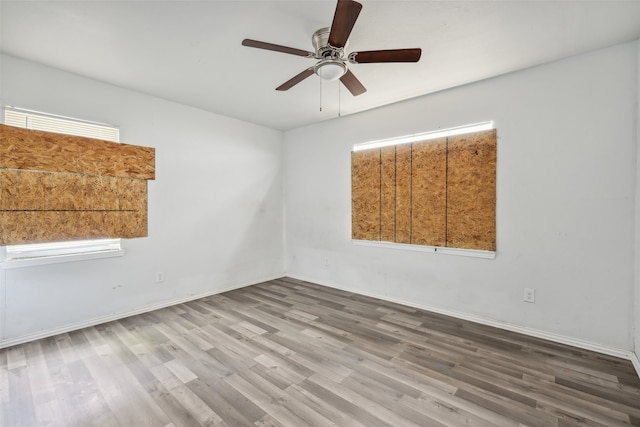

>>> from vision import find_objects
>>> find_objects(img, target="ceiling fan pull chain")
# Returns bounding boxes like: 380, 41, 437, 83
338, 82, 341, 117
319, 77, 323, 112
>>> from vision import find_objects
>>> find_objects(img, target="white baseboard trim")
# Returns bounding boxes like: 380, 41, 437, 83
288, 274, 640, 376
631, 353, 640, 378
0, 274, 282, 349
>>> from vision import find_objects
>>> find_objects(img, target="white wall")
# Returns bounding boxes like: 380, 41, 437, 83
635, 40, 640, 363
0, 54, 285, 344
284, 41, 638, 351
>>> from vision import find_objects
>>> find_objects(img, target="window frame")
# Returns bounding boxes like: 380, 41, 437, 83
1, 107, 125, 268
351, 122, 497, 258
0, 239, 125, 269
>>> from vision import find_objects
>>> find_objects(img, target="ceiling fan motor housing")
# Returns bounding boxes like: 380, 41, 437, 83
312, 27, 347, 80
312, 27, 347, 55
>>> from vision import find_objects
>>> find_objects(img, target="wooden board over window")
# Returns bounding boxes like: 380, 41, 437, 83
0, 124, 155, 245
446, 131, 497, 250
351, 149, 381, 241
351, 128, 496, 251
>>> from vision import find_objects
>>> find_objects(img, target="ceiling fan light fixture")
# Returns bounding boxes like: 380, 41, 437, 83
314, 59, 347, 81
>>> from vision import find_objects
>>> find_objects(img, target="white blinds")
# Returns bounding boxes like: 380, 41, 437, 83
4, 108, 119, 142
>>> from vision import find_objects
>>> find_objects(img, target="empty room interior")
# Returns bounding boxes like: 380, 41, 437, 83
1, 0, 640, 425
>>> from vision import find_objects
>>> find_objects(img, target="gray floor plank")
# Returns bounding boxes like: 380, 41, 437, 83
1, 277, 639, 426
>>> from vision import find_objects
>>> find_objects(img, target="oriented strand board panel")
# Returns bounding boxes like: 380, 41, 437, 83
411, 138, 447, 246
380, 147, 396, 242
0, 124, 154, 245
446, 129, 497, 250
351, 129, 496, 251
0, 170, 148, 245
0, 124, 155, 179
0, 211, 146, 245
395, 144, 412, 244
352, 149, 381, 240
0, 169, 146, 212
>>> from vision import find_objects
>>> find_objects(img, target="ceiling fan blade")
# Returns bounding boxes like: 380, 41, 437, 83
350, 48, 422, 64
242, 39, 314, 58
328, 0, 362, 48
276, 68, 315, 91
339, 69, 366, 96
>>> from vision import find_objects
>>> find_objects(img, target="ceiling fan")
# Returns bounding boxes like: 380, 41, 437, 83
242, 0, 422, 96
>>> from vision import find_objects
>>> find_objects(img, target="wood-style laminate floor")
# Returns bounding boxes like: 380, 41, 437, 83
1, 277, 639, 427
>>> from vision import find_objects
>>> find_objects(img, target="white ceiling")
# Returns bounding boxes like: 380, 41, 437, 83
2, 1, 640, 131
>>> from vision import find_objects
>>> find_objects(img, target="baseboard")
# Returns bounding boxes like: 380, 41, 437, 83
631, 352, 640, 378
287, 274, 639, 372
0, 274, 282, 349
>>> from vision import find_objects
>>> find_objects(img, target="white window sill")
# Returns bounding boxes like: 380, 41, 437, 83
0, 248, 125, 269
352, 239, 496, 259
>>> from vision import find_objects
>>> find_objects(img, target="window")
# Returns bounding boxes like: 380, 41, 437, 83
351, 122, 496, 254
1, 107, 124, 267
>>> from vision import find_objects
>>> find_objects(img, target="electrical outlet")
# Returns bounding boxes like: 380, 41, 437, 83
523, 288, 535, 303
155, 272, 164, 283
